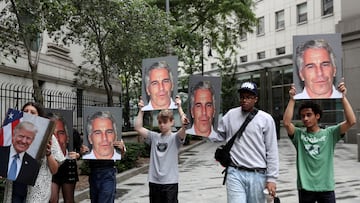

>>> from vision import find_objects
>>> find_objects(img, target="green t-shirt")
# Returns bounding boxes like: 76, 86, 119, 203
291, 124, 341, 191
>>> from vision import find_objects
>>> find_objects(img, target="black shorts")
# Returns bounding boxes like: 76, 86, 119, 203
52, 159, 79, 185
149, 182, 178, 203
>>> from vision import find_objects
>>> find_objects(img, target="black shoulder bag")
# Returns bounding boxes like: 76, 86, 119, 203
214, 108, 258, 185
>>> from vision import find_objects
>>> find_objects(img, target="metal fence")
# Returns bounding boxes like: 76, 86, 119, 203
0, 82, 114, 132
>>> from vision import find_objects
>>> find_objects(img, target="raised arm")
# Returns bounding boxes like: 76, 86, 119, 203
134, 100, 149, 139
283, 84, 296, 137
175, 95, 189, 140
338, 82, 356, 134
175, 95, 186, 118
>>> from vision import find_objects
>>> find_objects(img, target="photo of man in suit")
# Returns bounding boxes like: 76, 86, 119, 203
0, 121, 40, 186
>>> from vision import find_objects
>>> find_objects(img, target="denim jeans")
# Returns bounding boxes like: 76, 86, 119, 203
298, 189, 336, 203
89, 167, 117, 203
226, 166, 266, 203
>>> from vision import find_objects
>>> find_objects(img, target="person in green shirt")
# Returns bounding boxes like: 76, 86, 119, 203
283, 81, 356, 203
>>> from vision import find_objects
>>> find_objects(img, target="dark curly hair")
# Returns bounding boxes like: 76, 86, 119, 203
298, 101, 322, 120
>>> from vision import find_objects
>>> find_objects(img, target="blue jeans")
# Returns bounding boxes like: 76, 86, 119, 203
89, 167, 117, 203
226, 166, 266, 203
298, 189, 336, 203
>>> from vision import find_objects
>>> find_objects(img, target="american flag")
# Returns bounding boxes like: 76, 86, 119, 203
0, 108, 23, 146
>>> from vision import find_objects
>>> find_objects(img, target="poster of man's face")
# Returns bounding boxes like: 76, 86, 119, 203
45, 108, 73, 151
0, 108, 54, 185
82, 106, 122, 160
293, 33, 343, 99
186, 75, 221, 140
141, 56, 178, 111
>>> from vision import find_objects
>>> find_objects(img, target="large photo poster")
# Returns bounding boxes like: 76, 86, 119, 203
141, 56, 178, 111
0, 108, 54, 185
82, 106, 122, 160
44, 108, 75, 151
186, 75, 221, 141
293, 33, 343, 99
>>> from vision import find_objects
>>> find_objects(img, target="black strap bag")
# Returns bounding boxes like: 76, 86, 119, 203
214, 108, 258, 185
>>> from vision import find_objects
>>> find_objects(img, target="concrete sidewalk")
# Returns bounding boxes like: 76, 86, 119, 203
77, 132, 360, 203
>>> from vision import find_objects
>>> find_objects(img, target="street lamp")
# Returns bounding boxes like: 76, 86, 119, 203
202, 38, 212, 75
166, 0, 169, 13
165, 0, 171, 55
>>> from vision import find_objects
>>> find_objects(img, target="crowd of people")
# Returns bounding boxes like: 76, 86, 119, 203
0, 102, 126, 203
0, 57, 356, 203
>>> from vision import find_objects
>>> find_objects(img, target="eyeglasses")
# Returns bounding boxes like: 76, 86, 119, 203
240, 95, 256, 100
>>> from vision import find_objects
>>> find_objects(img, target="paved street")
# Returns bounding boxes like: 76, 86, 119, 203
78, 130, 360, 203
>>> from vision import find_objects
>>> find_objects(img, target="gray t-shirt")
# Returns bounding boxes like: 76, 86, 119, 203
145, 131, 183, 184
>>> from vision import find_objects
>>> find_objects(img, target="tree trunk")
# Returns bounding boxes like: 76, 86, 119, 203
28, 52, 44, 105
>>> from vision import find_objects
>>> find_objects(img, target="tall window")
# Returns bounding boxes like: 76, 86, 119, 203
211, 63, 217, 70
322, 0, 333, 16
297, 2, 307, 24
276, 47, 286, 55
240, 55, 248, 63
275, 10, 285, 30
240, 27, 247, 41
257, 51, 265, 60
257, 17, 265, 36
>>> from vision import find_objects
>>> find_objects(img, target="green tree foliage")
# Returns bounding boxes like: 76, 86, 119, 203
64, 0, 172, 129
64, 0, 126, 106
148, 0, 257, 112
149, 0, 256, 72
0, 0, 72, 104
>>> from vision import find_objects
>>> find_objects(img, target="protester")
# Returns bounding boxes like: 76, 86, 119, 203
23, 102, 66, 203
3, 102, 65, 203
212, 81, 279, 203
283, 82, 356, 202
294, 39, 342, 99
142, 61, 177, 111
81, 110, 126, 203
48, 112, 80, 203
135, 96, 188, 202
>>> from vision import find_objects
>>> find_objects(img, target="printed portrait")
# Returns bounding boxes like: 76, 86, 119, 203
186, 75, 221, 141
82, 106, 122, 160
0, 108, 54, 185
293, 33, 343, 99
45, 108, 74, 151
141, 56, 178, 111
